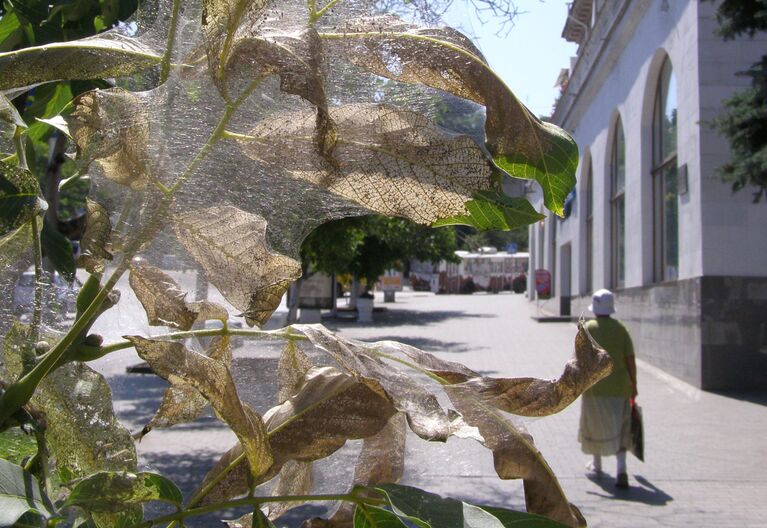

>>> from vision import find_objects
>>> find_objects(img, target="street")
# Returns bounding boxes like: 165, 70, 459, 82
90, 284, 767, 527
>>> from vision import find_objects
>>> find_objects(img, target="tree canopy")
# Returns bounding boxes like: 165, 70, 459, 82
302, 215, 459, 284
712, 0, 767, 202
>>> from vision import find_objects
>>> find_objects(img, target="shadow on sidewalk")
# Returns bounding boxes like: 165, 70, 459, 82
586, 474, 673, 505
327, 308, 490, 328
710, 390, 767, 407
351, 334, 485, 354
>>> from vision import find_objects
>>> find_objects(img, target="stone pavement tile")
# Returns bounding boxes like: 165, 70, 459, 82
95, 289, 766, 527
338, 291, 767, 528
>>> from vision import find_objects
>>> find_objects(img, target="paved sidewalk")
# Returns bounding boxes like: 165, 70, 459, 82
96, 288, 767, 527
336, 291, 767, 528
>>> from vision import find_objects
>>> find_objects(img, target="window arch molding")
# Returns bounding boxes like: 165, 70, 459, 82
639, 48, 679, 284
578, 149, 594, 295
608, 113, 626, 289
647, 53, 679, 282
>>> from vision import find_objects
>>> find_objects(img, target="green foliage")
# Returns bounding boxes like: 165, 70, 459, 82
433, 190, 544, 230
711, 0, 767, 202
0, 458, 56, 527
0, 161, 40, 234
713, 0, 767, 39
0, 429, 37, 465
303, 215, 459, 283
365, 484, 570, 527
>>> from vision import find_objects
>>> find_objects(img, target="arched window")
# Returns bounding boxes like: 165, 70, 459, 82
585, 161, 593, 293
611, 117, 626, 288
652, 57, 678, 281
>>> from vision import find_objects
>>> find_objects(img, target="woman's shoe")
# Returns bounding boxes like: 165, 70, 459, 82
615, 473, 629, 489
585, 461, 604, 478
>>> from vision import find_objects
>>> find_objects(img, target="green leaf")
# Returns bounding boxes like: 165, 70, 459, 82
372, 484, 570, 528
0, 92, 26, 131
34, 116, 72, 139
374, 484, 456, 528
26, 82, 74, 141
0, 458, 56, 527
41, 219, 75, 281
64, 471, 183, 513
0, 161, 40, 235
479, 506, 569, 527
0, 32, 161, 92
491, 123, 578, 218
431, 190, 545, 230
0, 11, 23, 52
353, 505, 408, 528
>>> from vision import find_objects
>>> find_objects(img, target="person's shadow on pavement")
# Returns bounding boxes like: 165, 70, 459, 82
586, 474, 673, 505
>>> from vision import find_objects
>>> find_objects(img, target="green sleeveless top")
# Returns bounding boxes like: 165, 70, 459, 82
584, 317, 634, 398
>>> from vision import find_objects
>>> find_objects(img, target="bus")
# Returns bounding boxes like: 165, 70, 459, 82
410, 247, 529, 294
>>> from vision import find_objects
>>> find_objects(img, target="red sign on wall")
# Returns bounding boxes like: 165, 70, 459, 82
535, 269, 551, 299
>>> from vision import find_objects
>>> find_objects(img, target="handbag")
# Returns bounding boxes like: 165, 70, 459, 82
629, 397, 644, 462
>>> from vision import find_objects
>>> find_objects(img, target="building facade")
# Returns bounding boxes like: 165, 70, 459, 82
528, 0, 767, 390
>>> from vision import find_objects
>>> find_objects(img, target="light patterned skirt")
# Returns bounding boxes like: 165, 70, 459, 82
578, 395, 632, 456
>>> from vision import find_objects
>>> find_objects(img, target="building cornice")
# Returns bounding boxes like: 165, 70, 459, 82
553, 0, 650, 130
562, 0, 594, 44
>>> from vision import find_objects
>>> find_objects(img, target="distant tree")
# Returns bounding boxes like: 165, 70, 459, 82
711, 0, 767, 202
302, 215, 459, 287
457, 225, 528, 252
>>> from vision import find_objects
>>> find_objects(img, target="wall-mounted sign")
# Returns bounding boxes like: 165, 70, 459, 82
535, 269, 551, 299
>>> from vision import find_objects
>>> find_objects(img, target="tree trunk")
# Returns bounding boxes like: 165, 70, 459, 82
42, 133, 68, 273
349, 275, 360, 310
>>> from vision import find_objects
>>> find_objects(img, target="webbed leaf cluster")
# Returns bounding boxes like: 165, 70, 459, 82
0, 0, 588, 526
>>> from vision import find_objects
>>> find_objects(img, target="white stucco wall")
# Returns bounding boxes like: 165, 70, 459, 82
695, 3, 767, 276
529, 0, 767, 303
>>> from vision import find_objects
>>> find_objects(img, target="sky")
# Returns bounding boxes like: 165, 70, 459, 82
443, 0, 578, 117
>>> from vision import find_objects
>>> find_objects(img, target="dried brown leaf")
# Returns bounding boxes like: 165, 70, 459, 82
77, 199, 113, 275
237, 104, 494, 225
458, 325, 612, 416
143, 336, 231, 434
172, 205, 301, 326
226, 27, 336, 159
325, 16, 577, 216
277, 339, 313, 403
445, 385, 584, 527
204, 1, 335, 159
264, 460, 314, 520
195, 366, 396, 504
391, 324, 612, 417
126, 336, 272, 479
128, 261, 228, 330
68, 88, 152, 190
293, 324, 453, 441
352, 411, 406, 487
201, 0, 268, 90
265, 366, 395, 462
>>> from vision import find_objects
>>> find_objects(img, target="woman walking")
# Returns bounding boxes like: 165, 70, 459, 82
579, 289, 638, 489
